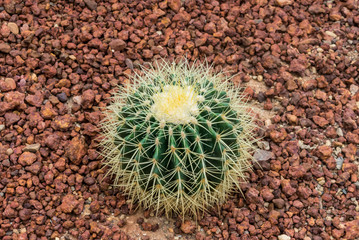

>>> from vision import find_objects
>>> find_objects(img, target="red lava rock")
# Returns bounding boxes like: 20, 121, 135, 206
29, 200, 42, 210
342, 163, 358, 174
268, 210, 281, 224
27, 111, 43, 128
16, 186, 25, 195
84, 0, 97, 10
316, 76, 328, 88
26, 162, 42, 174
275, 0, 293, 7
41, 102, 57, 119
25, 92, 44, 107
273, 199, 285, 209
80, 230, 91, 239
90, 201, 101, 213
3, 205, 17, 218
45, 133, 61, 150
297, 186, 312, 199
346, 132, 359, 144
289, 58, 306, 73
315, 89, 327, 101
0, 78, 16, 92
110, 39, 126, 51
302, 79, 317, 91
142, 49, 153, 59
269, 129, 287, 143
63, 220, 75, 229
0, 43, 11, 53
90, 221, 101, 234
332, 228, 344, 239
286, 114, 297, 124
195, 35, 207, 47
17, 233, 28, 239
329, 10, 342, 21
261, 188, 274, 202
281, 179, 296, 196
3, 0, 15, 13
180, 220, 196, 234
288, 165, 307, 178
4, 91, 25, 107
285, 79, 298, 91
144, 14, 157, 27
60, 194, 79, 213
66, 136, 87, 165
0, 102, 11, 115
81, 89, 95, 109
53, 158, 66, 172
18, 152, 37, 166
1, 23, 10, 37
316, 145, 332, 160
44, 171, 54, 184
262, 55, 280, 69
4, 112, 20, 126
313, 116, 329, 128
293, 200, 304, 209
168, 0, 181, 12
307, 207, 319, 217
308, 5, 326, 14
53, 114, 72, 131
204, 22, 216, 34
85, 112, 101, 124
322, 193, 332, 202
246, 187, 260, 203
82, 123, 99, 136
19, 209, 32, 221
84, 177, 96, 185
141, 222, 158, 231
344, 219, 359, 240
243, 87, 254, 98
42, 65, 57, 78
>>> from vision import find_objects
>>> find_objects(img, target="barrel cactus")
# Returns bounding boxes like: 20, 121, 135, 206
100, 60, 257, 217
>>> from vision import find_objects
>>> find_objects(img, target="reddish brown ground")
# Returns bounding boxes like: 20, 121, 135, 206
0, 0, 358, 240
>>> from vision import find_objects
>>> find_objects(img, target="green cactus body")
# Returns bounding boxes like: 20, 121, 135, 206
101, 60, 256, 217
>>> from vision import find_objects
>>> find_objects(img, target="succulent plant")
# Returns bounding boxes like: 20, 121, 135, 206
100, 60, 257, 217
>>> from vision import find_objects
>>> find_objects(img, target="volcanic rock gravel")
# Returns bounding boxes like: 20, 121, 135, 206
0, 0, 358, 240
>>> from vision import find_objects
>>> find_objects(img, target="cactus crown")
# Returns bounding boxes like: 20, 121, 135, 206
100, 60, 257, 218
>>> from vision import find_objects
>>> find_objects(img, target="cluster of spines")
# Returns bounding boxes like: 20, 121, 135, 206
100, 60, 256, 217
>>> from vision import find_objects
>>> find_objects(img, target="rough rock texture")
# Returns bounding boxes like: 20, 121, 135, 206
67, 136, 87, 165
0, 1, 358, 240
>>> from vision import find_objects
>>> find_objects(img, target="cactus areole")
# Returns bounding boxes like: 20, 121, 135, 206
100, 60, 256, 217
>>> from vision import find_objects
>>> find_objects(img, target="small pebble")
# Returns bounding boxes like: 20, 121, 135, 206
278, 234, 291, 240
23, 144, 41, 153
6, 148, 13, 155
336, 156, 344, 170
57, 92, 68, 102
253, 149, 273, 161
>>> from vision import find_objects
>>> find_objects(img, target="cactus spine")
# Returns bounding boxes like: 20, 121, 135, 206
100, 60, 256, 217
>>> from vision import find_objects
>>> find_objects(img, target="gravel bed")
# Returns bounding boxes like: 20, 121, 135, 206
0, 0, 358, 239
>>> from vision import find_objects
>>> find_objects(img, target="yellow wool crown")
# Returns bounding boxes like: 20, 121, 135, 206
151, 85, 199, 124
